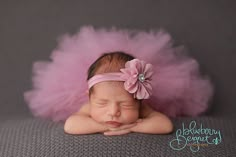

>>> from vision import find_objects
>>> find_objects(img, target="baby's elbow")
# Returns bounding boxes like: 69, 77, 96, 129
64, 116, 78, 134
163, 119, 174, 134
64, 117, 72, 134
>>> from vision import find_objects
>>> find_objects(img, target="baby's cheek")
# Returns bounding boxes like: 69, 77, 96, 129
122, 110, 139, 123
90, 108, 105, 122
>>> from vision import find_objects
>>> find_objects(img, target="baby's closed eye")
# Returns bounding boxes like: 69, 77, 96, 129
120, 103, 135, 109
95, 103, 108, 107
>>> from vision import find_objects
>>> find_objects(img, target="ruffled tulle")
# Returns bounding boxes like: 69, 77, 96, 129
24, 26, 213, 122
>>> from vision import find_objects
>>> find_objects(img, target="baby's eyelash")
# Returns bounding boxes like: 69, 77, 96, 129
120, 104, 134, 108
96, 103, 107, 107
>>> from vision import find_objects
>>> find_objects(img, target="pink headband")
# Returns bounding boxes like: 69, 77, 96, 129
88, 59, 153, 99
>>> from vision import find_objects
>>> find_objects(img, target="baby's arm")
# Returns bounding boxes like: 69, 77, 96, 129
64, 103, 107, 135
131, 104, 174, 134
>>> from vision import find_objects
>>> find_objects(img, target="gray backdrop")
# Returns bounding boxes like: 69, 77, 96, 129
0, 0, 235, 119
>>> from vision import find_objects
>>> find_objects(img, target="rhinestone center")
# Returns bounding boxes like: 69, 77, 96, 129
138, 74, 145, 82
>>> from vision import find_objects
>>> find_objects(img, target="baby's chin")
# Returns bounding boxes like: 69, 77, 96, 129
105, 119, 138, 125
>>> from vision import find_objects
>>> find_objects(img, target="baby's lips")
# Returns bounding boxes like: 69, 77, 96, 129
105, 121, 122, 128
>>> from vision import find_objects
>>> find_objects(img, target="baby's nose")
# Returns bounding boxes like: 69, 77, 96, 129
108, 104, 121, 117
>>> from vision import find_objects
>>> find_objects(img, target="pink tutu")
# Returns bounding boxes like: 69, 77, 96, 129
24, 26, 214, 122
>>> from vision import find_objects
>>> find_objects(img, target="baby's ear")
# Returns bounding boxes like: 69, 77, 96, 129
85, 90, 89, 95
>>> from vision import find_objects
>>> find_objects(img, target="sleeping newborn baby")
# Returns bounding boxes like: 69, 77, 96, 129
64, 52, 174, 136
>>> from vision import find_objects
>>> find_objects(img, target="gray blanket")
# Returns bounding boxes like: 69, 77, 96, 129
0, 116, 235, 157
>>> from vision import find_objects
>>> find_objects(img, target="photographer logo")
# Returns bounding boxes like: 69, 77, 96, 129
169, 120, 222, 153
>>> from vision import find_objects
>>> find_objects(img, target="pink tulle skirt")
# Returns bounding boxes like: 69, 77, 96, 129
24, 26, 214, 122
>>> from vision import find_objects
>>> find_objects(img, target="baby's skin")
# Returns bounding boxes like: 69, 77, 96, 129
64, 81, 173, 136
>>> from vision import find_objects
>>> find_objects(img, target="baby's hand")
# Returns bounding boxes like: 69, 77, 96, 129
103, 119, 142, 136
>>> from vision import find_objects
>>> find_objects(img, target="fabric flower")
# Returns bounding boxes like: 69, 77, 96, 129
120, 59, 153, 99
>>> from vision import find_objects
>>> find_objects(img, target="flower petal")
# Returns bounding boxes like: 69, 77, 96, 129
124, 81, 138, 93
143, 63, 153, 79
135, 83, 147, 99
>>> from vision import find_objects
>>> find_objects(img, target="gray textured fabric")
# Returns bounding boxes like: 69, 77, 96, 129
0, 116, 235, 157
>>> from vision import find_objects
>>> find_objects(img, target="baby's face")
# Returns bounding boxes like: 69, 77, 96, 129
89, 81, 140, 128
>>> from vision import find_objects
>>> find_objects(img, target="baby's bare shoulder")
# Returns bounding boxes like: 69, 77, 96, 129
74, 102, 90, 116
140, 103, 162, 118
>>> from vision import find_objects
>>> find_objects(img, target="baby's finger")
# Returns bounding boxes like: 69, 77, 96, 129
107, 123, 137, 131
119, 123, 137, 130
104, 129, 131, 136
108, 127, 121, 131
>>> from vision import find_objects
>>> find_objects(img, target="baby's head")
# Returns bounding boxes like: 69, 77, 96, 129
87, 52, 141, 127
